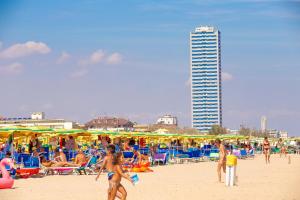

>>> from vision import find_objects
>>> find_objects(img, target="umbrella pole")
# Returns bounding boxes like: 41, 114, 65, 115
12, 131, 15, 160
60, 136, 62, 149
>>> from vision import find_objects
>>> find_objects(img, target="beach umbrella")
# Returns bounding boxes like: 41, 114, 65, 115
55, 129, 89, 136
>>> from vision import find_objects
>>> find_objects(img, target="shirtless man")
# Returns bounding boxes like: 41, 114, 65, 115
215, 139, 227, 183
75, 149, 87, 166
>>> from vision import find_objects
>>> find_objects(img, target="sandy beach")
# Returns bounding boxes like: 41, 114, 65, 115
2, 154, 300, 200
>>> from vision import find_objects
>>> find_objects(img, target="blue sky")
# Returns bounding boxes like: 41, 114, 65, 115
0, 0, 299, 135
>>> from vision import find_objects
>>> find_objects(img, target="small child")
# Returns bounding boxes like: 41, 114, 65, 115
109, 152, 133, 200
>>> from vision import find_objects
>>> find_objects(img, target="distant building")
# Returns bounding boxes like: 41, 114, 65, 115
227, 129, 239, 135
279, 130, 288, 139
268, 129, 288, 139
85, 117, 134, 131
268, 129, 279, 138
261, 116, 267, 132
133, 124, 151, 132
0, 112, 79, 129
31, 112, 45, 120
156, 115, 178, 126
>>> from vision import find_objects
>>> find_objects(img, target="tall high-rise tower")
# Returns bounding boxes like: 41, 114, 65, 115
261, 116, 267, 132
190, 26, 222, 132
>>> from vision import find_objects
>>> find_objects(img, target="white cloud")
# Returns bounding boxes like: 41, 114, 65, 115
70, 68, 89, 78
79, 49, 105, 66
0, 62, 23, 75
0, 41, 51, 59
79, 50, 123, 66
57, 51, 71, 64
90, 49, 105, 64
72, 50, 124, 78
106, 52, 123, 64
222, 72, 233, 81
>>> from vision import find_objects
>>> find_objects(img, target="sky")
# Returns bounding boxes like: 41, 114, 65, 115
0, 0, 299, 136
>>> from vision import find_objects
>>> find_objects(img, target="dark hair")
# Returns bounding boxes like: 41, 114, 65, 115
264, 137, 268, 140
40, 155, 46, 162
107, 144, 116, 154
215, 139, 221, 144
5, 151, 11, 157
112, 152, 122, 165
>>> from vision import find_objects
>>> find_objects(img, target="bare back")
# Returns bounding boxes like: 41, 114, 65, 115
103, 155, 114, 172
219, 144, 227, 161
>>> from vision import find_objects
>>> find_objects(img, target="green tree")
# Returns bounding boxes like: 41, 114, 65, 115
239, 127, 251, 136
208, 125, 227, 135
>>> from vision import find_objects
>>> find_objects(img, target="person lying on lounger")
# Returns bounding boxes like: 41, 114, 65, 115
50, 149, 77, 167
74, 149, 87, 167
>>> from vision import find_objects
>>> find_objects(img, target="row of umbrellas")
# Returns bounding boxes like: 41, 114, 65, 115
0, 126, 251, 141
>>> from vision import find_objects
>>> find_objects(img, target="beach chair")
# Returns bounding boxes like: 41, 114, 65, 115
209, 152, 219, 161
152, 153, 167, 165
232, 149, 241, 157
123, 151, 134, 159
240, 150, 247, 159
248, 149, 255, 159
139, 148, 149, 155
202, 149, 211, 161
191, 150, 204, 162
76, 156, 98, 175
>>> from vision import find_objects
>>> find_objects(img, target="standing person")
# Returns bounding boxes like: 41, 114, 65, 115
263, 137, 271, 164
28, 140, 33, 154
215, 139, 227, 183
109, 152, 133, 200
277, 138, 286, 158
66, 136, 76, 151
96, 144, 118, 199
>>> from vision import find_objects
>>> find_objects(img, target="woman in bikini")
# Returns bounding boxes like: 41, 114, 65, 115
215, 139, 227, 183
109, 152, 133, 200
263, 137, 271, 164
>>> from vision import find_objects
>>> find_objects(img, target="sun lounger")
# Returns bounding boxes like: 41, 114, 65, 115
123, 151, 134, 159
240, 150, 247, 159
48, 167, 78, 175
76, 156, 98, 175
209, 152, 219, 161
152, 153, 167, 165
248, 149, 255, 159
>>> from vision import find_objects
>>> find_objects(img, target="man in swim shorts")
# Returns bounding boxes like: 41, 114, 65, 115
215, 139, 227, 183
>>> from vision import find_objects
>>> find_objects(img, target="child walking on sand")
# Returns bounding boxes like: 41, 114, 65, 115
109, 152, 133, 200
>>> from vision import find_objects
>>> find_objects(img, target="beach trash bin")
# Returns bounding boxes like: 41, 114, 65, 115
226, 155, 237, 187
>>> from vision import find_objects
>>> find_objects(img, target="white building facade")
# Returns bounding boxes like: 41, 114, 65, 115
0, 112, 77, 129
156, 115, 178, 125
190, 26, 222, 132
